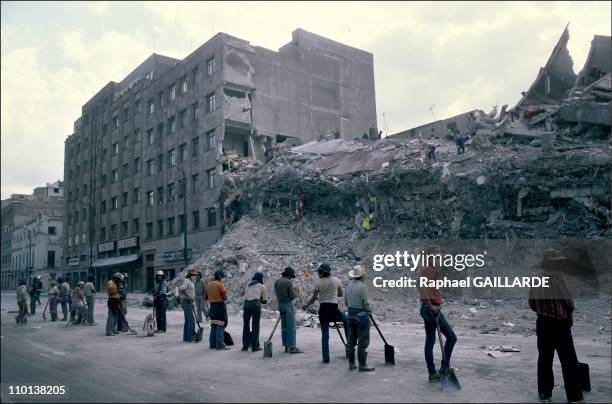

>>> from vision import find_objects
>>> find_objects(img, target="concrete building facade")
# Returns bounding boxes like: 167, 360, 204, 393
63, 29, 376, 292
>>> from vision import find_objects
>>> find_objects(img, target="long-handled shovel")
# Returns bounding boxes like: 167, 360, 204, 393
192, 305, 204, 342
42, 299, 50, 320
332, 321, 350, 359
368, 313, 395, 365
117, 307, 138, 335
263, 315, 281, 358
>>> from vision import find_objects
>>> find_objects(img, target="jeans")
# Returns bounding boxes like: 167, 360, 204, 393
49, 297, 58, 321
154, 296, 167, 332
106, 300, 120, 336
60, 297, 69, 320
209, 302, 227, 349
85, 296, 95, 324
536, 315, 583, 402
279, 301, 296, 349
242, 300, 262, 350
346, 315, 371, 362
71, 304, 84, 324
210, 323, 225, 349
30, 293, 39, 314
319, 303, 345, 362
196, 296, 209, 322
420, 304, 457, 375
181, 299, 196, 342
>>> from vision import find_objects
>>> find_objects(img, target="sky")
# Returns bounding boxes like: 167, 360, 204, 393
1, 1, 610, 199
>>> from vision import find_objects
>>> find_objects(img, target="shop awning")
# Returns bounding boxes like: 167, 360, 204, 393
92, 254, 141, 269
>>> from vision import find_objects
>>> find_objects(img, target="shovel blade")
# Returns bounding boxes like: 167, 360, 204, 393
440, 368, 461, 392
263, 341, 273, 358
384, 344, 395, 365
195, 327, 203, 342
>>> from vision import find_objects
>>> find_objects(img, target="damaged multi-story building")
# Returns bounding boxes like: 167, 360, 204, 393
62, 29, 377, 291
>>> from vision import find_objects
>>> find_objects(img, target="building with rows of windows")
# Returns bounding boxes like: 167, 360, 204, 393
62, 29, 376, 291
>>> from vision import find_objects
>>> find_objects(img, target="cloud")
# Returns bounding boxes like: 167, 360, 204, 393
87, 1, 108, 16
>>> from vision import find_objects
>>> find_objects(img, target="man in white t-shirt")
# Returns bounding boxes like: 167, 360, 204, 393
303, 262, 344, 364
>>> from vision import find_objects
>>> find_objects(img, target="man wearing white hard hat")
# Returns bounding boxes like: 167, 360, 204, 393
153, 271, 168, 333
345, 265, 375, 372
106, 273, 123, 336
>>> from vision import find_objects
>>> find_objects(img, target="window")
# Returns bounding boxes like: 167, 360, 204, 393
147, 159, 155, 176
206, 56, 216, 77
103, 123, 109, 136
148, 99, 154, 115
110, 224, 117, 239
207, 168, 216, 189
134, 99, 141, 115
82, 233, 86, 244
121, 221, 128, 237
206, 129, 216, 151
47, 250, 56, 268
113, 115, 119, 128
122, 192, 129, 207
169, 84, 176, 101
207, 208, 217, 227
83, 208, 87, 221
112, 169, 118, 183
178, 214, 186, 233
206, 93, 216, 113
159, 92, 165, 108
192, 66, 202, 84
192, 101, 201, 121
157, 220, 164, 238
158, 154, 164, 172
111, 196, 118, 210
47, 226, 57, 236
179, 179, 186, 199
179, 109, 187, 128
132, 218, 140, 235
147, 129, 155, 145
169, 116, 176, 134
122, 163, 129, 178
190, 173, 200, 194
167, 183, 175, 201
68, 237, 72, 247
101, 174, 107, 187
192, 210, 200, 230
123, 107, 129, 123
100, 200, 107, 214
146, 191, 154, 207
133, 187, 140, 203
180, 77, 187, 94
113, 142, 119, 155
67, 214, 72, 225
158, 122, 165, 140
100, 227, 106, 241
168, 149, 176, 166
192, 137, 200, 157
134, 157, 141, 173
180, 143, 187, 162
167, 217, 175, 235
146, 222, 153, 240
134, 128, 141, 143
157, 187, 164, 205
145, 69, 154, 80
123, 136, 129, 150
102, 148, 108, 161
83, 184, 88, 197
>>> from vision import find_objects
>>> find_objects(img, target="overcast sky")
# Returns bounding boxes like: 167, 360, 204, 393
1, 1, 610, 199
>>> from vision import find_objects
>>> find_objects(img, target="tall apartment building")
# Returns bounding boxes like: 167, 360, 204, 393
63, 29, 376, 292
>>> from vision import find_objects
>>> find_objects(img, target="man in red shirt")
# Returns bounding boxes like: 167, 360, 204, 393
417, 246, 458, 382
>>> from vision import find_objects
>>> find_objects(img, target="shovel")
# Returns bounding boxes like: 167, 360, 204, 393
117, 308, 138, 335
368, 313, 395, 365
435, 314, 461, 391
192, 305, 204, 342
332, 322, 350, 359
263, 315, 281, 358
42, 299, 49, 320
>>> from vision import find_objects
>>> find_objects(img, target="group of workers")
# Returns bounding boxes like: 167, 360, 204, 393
14, 247, 585, 401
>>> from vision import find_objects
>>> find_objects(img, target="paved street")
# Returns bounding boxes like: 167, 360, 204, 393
1, 292, 610, 403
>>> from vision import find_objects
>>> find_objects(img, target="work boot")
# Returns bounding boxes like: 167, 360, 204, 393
348, 349, 357, 371
288, 347, 304, 354
284, 346, 290, 353
429, 372, 441, 382
358, 352, 375, 372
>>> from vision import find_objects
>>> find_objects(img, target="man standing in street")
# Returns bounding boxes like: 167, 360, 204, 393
242, 272, 267, 352
118, 273, 129, 332
153, 271, 168, 333
70, 281, 86, 325
302, 262, 344, 363
29, 276, 43, 315
179, 268, 197, 343
59, 277, 71, 321
345, 265, 375, 372
206, 270, 230, 350
529, 249, 583, 403
83, 275, 97, 326
274, 267, 303, 354
417, 246, 458, 382
194, 271, 208, 322
106, 273, 123, 336
16, 280, 29, 325
48, 279, 59, 321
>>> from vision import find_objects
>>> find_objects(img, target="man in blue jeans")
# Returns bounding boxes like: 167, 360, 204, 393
418, 255, 458, 382
274, 267, 303, 354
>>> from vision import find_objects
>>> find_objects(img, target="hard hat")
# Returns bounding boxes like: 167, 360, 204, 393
77, 281, 85, 286
113, 272, 124, 280
155, 270, 164, 276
